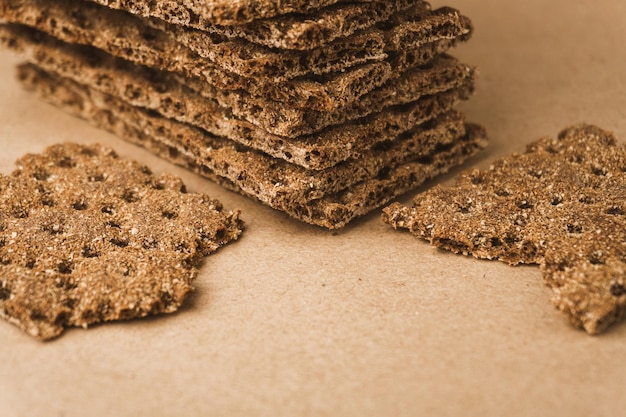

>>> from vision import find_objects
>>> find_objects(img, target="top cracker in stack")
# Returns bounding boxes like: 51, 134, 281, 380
0, 0, 487, 228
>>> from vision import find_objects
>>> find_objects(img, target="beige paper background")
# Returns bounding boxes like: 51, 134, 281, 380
1, 1, 626, 416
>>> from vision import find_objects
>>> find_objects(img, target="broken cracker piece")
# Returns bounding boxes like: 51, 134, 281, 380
383, 124, 626, 334
0, 143, 243, 340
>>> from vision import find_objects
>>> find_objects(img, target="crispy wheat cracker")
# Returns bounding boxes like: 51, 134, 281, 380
87, 0, 424, 49
17, 62, 466, 205
197, 0, 424, 50
383, 125, 626, 334
3, 0, 407, 81
144, 3, 465, 79
87, 0, 353, 26
0, 24, 475, 161
17, 62, 487, 229
0, 0, 471, 110
0, 143, 243, 340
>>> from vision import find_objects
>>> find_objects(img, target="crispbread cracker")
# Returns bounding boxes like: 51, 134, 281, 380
0, 24, 475, 153
17, 62, 465, 205
383, 125, 626, 334
87, 0, 351, 26
0, 0, 471, 111
199, 0, 425, 50
4, 0, 410, 81
0, 143, 243, 340
90, 0, 426, 49
18, 62, 487, 229
145, 3, 465, 80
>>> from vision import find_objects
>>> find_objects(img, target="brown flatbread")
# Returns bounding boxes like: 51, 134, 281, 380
146, 3, 465, 79
17, 62, 487, 229
199, 0, 425, 50
87, 0, 353, 26
383, 125, 626, 335
0, 0, 471, 111
0, 142, 243, 340
3, 0, 401, 80
0, 23, 475, 156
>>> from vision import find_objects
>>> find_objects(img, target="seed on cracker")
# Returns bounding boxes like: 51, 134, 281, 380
383, 124, 626, 334
0, 143, 243, 340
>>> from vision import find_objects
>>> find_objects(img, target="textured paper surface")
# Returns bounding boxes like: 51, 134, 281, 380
1, 0, 626, 416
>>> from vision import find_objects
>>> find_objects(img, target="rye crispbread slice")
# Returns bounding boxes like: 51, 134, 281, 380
0, 23, 475, 156
87, 0, 431, 50
17, 62, 466, 204
145, 3, 468, 80
0, 0, 471, 110
17, 63, 487, 229
383, 125, 626, 334
0, 142, 243, 340
195, 0, 426, 50
2, 0, 416, 81
86, 0, 353, 26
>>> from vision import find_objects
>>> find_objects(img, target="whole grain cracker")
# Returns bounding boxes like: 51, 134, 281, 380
18, 63, 465, 205
383, 125, 626, 334
17, 63, 487, 229
0, 143, 243, 340
87, 0, 352, 26
198, 0, 425, 50
0, 25, 475, 155
0, 0, 471, 111
145, 3, 462, 79
89, 0, 424, 49
3, 0, 406, 81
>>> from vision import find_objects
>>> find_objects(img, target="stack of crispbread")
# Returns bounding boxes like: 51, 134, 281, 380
0, 0, 487, 228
